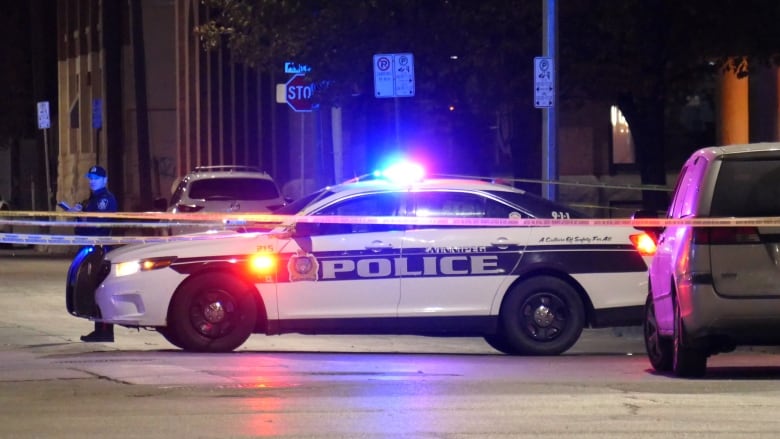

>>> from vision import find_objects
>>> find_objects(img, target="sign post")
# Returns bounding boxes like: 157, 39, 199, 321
373, 53, 415, 145
93, 98, 103, 166
534, 56, 554, 108
36, 101, 53, 210
373, 53, 415, 98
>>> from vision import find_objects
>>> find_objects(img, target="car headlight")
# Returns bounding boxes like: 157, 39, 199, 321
115, 257, 177, 277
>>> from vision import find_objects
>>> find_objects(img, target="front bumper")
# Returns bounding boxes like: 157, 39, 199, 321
66, 246, 187, 326
66, 246, 111, 319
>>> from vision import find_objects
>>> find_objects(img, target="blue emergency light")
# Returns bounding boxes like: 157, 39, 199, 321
373, 161, 425, 184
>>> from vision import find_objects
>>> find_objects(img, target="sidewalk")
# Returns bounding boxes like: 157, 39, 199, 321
0, 244, 75, 259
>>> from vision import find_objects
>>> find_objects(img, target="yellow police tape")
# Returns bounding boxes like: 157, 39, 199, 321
2, 210, 780, 246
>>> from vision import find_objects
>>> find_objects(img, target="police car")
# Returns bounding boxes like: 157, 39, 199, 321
67, 164, 655, 354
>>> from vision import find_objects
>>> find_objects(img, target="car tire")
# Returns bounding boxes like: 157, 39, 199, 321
483, 333, 520, 354
672, 298, 707, 378
499, 276, 585, 355
157, 327, 184, 349
643, 293, 673, 372
168, 272, 257, 353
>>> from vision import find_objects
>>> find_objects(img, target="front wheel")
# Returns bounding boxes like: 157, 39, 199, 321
168, 272, 257, 352
499, 276, 585, 355
157, 327, 184, 349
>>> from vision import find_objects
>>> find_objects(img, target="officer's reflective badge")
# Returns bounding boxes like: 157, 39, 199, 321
288, 250, 319, 282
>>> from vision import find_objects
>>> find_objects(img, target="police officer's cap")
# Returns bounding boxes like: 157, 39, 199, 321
86, 166, 107, 178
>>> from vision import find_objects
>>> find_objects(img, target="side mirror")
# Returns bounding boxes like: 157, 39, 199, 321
631, 209, 664, 234
292, 222, 319, 237
153, 197, 168, 212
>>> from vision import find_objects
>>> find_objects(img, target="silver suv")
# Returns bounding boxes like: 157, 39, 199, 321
168, 166, 286, 233
636, 143, 780, 377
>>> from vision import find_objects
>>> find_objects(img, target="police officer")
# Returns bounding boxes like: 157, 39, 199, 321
71, 165, 118, 342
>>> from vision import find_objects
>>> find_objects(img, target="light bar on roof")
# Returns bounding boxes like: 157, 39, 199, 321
374, 161, 425, 184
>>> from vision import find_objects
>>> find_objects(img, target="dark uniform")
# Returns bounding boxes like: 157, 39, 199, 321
77, 166, 119, 342
76, 187, 118, 237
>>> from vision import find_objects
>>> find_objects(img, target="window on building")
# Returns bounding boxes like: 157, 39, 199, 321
611, 105, 635, 165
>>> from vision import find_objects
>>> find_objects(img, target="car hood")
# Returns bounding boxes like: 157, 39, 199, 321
104, 230, 279, 263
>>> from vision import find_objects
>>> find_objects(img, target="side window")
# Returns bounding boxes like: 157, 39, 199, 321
415, 192, 486, 218
668, 165, 689, 218
414, 191, 520, 219
679, 158, 708, 218
311, 193, 404, 235
170, 179, 187, 206
484, 199, 519, 218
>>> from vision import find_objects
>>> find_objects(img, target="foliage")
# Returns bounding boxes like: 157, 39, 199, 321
196, 0, 780, 207
558, 0, 780, 208
197, 0, 780, 109
197, 0, 540, 110
0, 2, 33, 141
560, 0, 780, 105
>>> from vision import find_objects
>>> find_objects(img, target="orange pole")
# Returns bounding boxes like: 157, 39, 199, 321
717, 58, 749, 145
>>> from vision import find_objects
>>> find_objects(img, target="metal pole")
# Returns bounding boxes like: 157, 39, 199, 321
542, 0, 558, 200
332, 106, 343, 183
300, 114, 305, 198
43, 128, 52, 210
394, 98, 401, 147
95, 127, 101, 166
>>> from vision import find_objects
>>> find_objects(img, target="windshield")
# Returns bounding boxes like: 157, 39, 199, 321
710, 157, 780, 217
273, 189, 335, 215
484, 190, 588, 218
189, 178, 281, 201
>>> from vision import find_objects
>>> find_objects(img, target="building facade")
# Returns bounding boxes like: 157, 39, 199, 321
53, 0, 780, 218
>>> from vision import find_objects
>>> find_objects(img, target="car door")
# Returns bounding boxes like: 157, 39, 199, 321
398, 190, 530, 319
275, 192, 407, 329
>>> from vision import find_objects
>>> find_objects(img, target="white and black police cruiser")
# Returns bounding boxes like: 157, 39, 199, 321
66, 163, 655, 354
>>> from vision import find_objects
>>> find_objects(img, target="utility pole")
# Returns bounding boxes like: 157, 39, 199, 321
541, 0, 558, 201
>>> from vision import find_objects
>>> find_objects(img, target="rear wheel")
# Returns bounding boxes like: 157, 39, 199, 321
500, 276, 585, 355
644, 293, 673, 372
672, 298, 707, 378
168, 272, 257, 352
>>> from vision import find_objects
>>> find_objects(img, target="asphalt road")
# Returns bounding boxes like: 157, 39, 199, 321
2, 248, 780, 438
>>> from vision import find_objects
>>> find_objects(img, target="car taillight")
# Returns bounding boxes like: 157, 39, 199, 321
175, 204, 204, 213
630, 232, 657, 256
692, 227, 761, 244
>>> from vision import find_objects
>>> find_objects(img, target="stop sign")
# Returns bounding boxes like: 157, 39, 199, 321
285, 74, 314, 112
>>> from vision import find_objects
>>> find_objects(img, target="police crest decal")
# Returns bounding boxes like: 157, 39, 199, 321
288, 250, 319, 282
